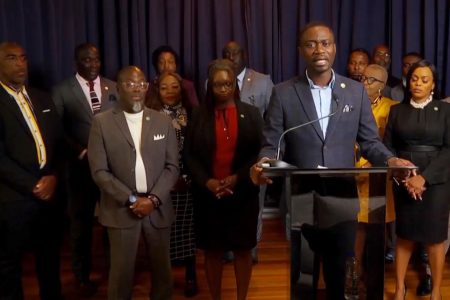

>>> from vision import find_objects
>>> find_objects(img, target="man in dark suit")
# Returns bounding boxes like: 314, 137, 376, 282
0, 42, 63, 299
250, 23, 414, 299
88, 66, 178, 300
52, 43, 118, 294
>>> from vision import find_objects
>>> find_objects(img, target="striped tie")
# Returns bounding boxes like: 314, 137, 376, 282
88, 81, 101, 114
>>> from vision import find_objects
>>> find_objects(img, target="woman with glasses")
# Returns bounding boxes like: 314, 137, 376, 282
384, 60, 450, 300
354, 64, 398, 298
185, 59, 263, 300
146, 71, 199, 297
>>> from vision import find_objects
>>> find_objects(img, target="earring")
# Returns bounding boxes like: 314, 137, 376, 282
431, 91, 434, 95
378, 89, 381, 96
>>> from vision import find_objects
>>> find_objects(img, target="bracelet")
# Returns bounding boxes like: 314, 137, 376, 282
147, 194, 161, 208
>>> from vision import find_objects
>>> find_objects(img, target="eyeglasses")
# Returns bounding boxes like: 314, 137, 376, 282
212, 81, 234, 89
121, 81, 149, 90
375, 51, 390, 58
360, 75, 384, 85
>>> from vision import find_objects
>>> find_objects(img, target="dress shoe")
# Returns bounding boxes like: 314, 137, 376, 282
416, 274, 432, 296
75, 280, 98, 297
184, 279, 198, 297
385, 248, 395, 263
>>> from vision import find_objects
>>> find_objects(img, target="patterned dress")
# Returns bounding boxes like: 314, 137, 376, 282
162, 103, 196, 260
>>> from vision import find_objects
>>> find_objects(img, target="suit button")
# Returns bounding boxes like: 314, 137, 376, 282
132, 148, 136, 152
323, 146, 327, 150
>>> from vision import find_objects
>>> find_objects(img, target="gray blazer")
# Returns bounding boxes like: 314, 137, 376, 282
52, 76, 118, 157
87, 107, 179, 229
260, 73, 392, 167
240, 68, 274, 116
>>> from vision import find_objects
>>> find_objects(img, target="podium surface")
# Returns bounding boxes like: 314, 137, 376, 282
263, 162, 416, 300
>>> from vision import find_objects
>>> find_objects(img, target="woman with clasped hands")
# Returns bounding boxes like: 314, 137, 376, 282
383, 60, 450, 300
185, 59, 263, 300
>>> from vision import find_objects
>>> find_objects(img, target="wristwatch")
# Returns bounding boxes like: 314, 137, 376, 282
127, 194, 137, 206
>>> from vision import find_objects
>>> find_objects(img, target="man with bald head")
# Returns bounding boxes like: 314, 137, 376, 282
371, 44, 401, 98
88, 66, 179, 300
0, 42, 63, 299
222, 41, 274, 117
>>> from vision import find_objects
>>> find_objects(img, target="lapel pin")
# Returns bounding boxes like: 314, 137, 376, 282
240, 114, 244, 118
105, 86, 109, 90
434, 106, 438, 111
340, 83, 346, 89
146, 116, 150, 121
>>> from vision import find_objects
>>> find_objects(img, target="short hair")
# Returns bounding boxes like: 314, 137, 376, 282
298, 21, 334, 44
365, 64, 388, 84
222, 41, 244, 58
404, 60, 439, 102
151, 45, 179, 74
402, 52, 423, 60
347, 48, 370, 63
74, 43, 98, 61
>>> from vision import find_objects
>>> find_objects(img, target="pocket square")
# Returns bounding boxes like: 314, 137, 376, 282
342, 104, 354, 113
153, 134, 165, 140
42, 109, 51, 113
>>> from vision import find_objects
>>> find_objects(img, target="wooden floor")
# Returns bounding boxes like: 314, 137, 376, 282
22, 218, 450, 299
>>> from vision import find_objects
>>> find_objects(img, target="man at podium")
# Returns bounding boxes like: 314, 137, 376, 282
250, 22, 414, 299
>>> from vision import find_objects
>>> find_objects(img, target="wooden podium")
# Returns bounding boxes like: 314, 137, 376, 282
263, 162, 416, 300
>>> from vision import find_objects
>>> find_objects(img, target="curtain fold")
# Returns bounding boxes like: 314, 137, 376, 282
0, 0, 449, 96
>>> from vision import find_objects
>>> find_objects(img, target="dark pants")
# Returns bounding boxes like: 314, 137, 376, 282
291, 176, 359, 300
67, 158, 100, 282
0, 199, 63, 300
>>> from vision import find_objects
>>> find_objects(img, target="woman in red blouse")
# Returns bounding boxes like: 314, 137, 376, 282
185, 59, 263, 300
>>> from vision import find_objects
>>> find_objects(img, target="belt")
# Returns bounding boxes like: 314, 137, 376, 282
400, 145, 441, 152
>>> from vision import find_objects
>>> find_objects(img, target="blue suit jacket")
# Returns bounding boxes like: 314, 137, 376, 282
260, 73, 392, 168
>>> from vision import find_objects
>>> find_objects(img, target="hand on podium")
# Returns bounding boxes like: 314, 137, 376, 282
250, 157, 273, 185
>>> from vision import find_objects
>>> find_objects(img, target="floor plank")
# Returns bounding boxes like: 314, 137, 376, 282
22, 218, 450, 299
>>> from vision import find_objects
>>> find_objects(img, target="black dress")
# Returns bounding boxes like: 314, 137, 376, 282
383, 100, 450, 243
184, 102, 263, 250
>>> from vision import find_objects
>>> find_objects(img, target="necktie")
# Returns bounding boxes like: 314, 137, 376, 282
87, 81, 101, 114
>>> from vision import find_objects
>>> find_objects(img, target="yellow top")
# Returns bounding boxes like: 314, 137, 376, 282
356, 96, 398, 222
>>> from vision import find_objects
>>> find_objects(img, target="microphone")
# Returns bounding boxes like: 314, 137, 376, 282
274, 94, 339, 161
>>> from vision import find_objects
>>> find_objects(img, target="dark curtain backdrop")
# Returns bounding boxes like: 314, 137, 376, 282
1, 0, 449, 96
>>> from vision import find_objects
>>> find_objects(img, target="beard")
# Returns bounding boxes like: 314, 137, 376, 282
131, 101, 144, 113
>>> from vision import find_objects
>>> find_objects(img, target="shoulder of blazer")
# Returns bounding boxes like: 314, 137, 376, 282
100, 77, 117, 87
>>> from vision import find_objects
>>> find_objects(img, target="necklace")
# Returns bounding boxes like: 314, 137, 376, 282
410, 94, 433, 109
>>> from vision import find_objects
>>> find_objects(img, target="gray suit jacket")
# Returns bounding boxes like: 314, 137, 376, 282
260, 73, 392, 167
52, 76, 118, 157
240, 68, 274, 117
87, 107, 179, 229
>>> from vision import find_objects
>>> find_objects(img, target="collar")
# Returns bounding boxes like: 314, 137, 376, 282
76, 73, 100, 85
237, 67, 246, 83
0, 81, 28, 96
305, 69, 336, 89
